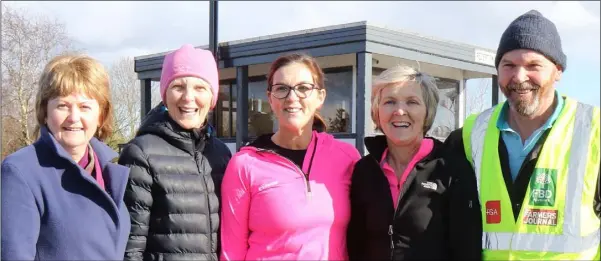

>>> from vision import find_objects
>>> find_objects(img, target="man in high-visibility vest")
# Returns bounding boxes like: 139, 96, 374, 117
444, 9, 600, 260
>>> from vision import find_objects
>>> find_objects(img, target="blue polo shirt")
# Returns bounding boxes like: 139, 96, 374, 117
496, 91, 564, 181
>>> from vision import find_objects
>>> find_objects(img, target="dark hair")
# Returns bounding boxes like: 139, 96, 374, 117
267, 53, 327, 132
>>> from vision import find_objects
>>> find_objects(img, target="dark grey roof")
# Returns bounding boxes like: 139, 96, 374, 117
135, 21, 497, 78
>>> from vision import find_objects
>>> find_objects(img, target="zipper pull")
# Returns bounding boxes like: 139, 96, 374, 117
306, 176, 312, 201
469, 200, 473, 208
388, 224, 394, 249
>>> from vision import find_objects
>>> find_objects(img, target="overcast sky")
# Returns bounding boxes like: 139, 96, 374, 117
5, 1, 600, 107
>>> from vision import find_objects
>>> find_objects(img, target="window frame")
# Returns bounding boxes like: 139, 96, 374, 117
212, 81, 236, 139
213, 75, 267, 141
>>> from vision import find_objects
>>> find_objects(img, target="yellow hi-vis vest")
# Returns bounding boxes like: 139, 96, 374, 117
462, 96, 600, 260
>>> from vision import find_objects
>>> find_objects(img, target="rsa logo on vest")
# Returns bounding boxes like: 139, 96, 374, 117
486, 200, 501, 224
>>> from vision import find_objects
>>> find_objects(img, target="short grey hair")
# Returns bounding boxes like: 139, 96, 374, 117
371, 64, 440, 134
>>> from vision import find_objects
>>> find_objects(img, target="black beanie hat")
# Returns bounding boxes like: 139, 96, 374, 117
495, 10, 567, 71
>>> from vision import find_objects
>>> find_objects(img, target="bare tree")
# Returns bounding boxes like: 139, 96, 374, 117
428, 87, 457, 140
1, 5, 78, 158
107, 57, 161, 151
467, 78, 490, 115
109, 56, 140, 141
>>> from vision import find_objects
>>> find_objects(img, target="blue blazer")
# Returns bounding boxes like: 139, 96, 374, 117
1, 127, 131, 260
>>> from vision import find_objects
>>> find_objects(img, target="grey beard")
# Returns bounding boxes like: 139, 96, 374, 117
509, 92, 540, 117
503, 80, 542, 117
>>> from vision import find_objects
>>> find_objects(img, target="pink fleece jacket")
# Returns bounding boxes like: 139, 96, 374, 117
220, 131, 361, 260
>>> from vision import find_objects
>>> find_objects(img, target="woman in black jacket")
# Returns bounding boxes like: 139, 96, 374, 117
347, 65, 482, 260
119, 44, 231, 261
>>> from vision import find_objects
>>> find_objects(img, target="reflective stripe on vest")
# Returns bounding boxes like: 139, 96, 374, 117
463, 97, 601, 256
466, 108, 495, 195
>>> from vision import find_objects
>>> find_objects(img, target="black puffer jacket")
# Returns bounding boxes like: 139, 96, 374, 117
119, 103, 232, 261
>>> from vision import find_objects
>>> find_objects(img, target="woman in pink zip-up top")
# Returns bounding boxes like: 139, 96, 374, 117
221, 53, 361, 261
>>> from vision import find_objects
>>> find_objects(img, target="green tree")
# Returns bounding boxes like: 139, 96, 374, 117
328, 108, 349, 133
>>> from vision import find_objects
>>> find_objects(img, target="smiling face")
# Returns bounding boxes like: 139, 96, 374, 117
268, 62, 325, 132
164, 76, 213, 129
498, 49, 561, 117
378, 82, 427, 146
46, 93, 101, 153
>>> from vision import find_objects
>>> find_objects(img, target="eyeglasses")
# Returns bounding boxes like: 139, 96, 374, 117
269, 83, 320, 99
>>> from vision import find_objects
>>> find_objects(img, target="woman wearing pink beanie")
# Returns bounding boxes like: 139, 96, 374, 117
119, 44, 232, 261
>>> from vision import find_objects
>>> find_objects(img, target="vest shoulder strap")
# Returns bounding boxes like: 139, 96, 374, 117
462, 113, 478, 166
462, 104, 500, 166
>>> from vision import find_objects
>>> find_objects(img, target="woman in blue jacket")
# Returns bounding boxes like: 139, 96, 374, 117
1, 54, 131, 260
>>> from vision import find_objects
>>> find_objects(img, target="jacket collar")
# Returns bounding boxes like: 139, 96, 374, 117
244, 130, 330, 151
39, 126, 129, 208
364, 135, 389, 161
136, 102, 212, 155
39, 126, 118, 167
241, 131, 335, 175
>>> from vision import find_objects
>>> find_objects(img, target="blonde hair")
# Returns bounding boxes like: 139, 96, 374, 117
35, 54, 114, 140
371, 64, 440, 134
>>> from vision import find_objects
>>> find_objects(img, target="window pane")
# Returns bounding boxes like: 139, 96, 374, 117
322, 70, 353, 133
248, 79, 274, 137
428, 78, 458, 140
231, 83, 238, 137
216, 83, 231, 137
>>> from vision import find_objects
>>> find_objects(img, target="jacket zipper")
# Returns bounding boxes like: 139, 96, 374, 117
388, 167, 419, 260
256, 149, 312, 200
388, 224, 394, 260
389, 190, 401, 259
194, 150, 213, 252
